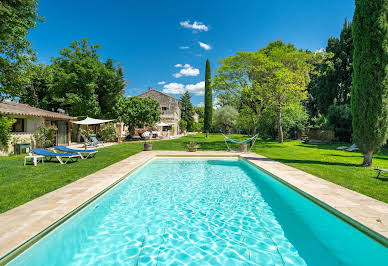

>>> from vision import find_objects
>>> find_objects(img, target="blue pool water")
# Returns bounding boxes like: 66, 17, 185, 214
9, 158, 388, 265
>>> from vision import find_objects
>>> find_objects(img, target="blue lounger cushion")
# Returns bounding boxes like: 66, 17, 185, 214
32, 148, 77, 157
54, 146, 97, 153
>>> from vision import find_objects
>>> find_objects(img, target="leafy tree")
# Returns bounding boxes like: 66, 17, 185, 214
95, 59, 126, 118
204, 59, 212, 137
212, 106, 239, 133
180, 92, 195, 132
19, 63, 54, 110
307, 19, 353, 117
351, 0, 388, 166
49, 38, 102, 116
260, 41, 316, 143
113, 96, 161, 134
213, 52, 268, 137
0, 115, 15, 150
31, 38, 126, 117
0, 0, 42, 98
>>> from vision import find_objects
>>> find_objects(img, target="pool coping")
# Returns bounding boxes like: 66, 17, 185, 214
1, 151, 387, 264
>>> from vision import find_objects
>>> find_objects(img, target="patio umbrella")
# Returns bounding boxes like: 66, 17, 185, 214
72, 117, 113, 125
155, 122, 172, 127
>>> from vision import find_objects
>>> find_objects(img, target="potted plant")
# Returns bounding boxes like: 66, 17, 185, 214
143, 130, 152, 151
187, 141, 199, 152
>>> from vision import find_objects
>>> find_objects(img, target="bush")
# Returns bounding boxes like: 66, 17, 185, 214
99, 123, 116, 141
179, 120, 187, 133
327, 104, 352, 142
0, 115, 15, 150
33, 125, 57, 148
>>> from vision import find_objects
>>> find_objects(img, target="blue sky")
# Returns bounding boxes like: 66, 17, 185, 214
29, 0, 355, 106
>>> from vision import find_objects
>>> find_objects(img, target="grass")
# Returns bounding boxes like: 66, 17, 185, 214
1, 133, 388, 213
153, 134, 388, 203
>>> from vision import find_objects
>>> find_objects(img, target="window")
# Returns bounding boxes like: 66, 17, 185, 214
12, 118, 25, 132
161, 107, 168, 111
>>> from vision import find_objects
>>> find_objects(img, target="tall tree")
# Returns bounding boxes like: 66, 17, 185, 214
308, 19, 353, 117
0, 0, 42, 98
351, 0, 388, 166
180, 92, 195, 132
213, 52, 268, 138
261, 41, 315, 143
113, 96, 161, 134
204, 59, 212, 137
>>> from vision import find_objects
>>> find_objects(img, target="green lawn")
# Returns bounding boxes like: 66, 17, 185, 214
1, 133, 388, 213
153, 134, 388, 203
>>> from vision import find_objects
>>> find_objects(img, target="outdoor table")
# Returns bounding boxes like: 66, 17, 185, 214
14, 143, 31, 154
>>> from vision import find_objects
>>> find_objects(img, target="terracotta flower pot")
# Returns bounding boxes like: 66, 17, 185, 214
144, 143, 152, 151
188, 147, 197, 152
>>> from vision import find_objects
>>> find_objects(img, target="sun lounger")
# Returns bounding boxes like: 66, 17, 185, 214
374, 168, 388, 179
54, 145, 98, 159
346, 144, 359, 152
89, 134, 104, 147
32, 148, 80, 164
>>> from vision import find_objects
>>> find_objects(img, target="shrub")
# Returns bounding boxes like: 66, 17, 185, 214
179, 120, 187, 133
33, 125, 57, 148
0, 115, 15, 150
99, 123, 116, 141
327, 104, 352, 142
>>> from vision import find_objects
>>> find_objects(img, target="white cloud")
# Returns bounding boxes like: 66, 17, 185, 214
197, 102, 204, 107
198, 41, 212, 50
315, 48, 325, 53
173, 64, 199, 78
180, 20, 209, 32
162, 81, 205, 96
179, 46, 189, 50
157, 81, 166, 85
185, 81, 205, 96
163, 83, 185, 94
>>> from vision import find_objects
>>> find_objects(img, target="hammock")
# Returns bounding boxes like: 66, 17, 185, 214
222, 133, 259, 152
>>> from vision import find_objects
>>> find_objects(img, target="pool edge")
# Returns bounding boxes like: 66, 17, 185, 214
1, 153, 387, 264
241, 157, 388, 249
0, 156, 157, 265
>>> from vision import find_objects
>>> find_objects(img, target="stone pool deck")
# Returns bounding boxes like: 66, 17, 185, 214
1, 150, 387, 260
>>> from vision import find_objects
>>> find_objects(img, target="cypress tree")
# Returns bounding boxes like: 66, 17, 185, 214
180, 92, 195, 132
351, 0, 388, 166
204, 59, 212, 137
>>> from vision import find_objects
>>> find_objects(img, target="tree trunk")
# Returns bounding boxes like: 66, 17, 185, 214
206, 130, 209, 138
278, 106, 283, 143
362, 151, 373, 167
250, 126, 257, 148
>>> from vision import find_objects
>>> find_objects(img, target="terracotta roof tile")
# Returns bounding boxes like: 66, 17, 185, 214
0, 101, 75, 120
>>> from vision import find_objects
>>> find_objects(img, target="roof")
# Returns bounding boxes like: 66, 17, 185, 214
0, 101, 75, 120
137, 88, 180, 101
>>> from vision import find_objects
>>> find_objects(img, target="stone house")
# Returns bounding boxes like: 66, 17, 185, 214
137, 89, 181, 135
0, 101, 75, 155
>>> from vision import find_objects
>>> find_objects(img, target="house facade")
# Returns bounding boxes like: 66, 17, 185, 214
137, 89, 181, 135
0, 101, 75, 155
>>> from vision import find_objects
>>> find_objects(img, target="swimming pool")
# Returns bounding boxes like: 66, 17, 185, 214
7, 158, 388, 265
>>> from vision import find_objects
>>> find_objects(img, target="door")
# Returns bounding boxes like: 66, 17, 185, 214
57, 121, 68, 145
